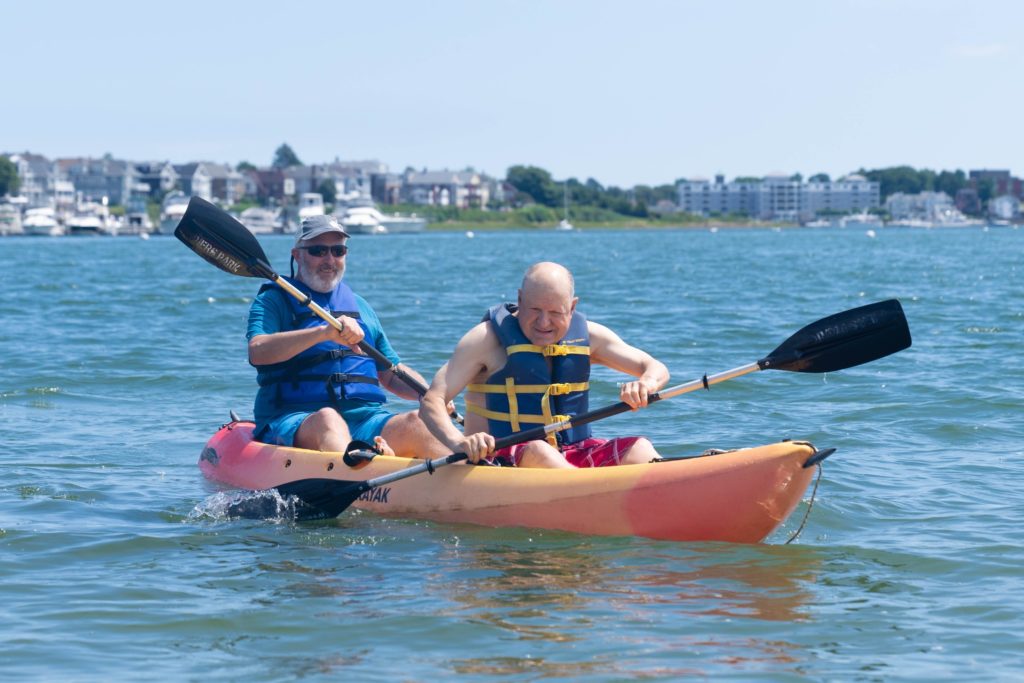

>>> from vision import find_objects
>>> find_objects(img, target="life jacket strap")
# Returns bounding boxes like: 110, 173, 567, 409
327, 373, 380, 387
464, 403, 550, 425
257, 348, 360, 385
505, 343, 590, 357
466, 381, 588, 395
547, 382, 587, 396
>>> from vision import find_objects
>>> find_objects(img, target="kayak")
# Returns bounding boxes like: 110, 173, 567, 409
199, 419, 826, 543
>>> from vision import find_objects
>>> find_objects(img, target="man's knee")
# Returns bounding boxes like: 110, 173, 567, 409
520, 441, 573, 468
296, 408, 351, 451
382, 410, 449, 458
622, 437, 659, 464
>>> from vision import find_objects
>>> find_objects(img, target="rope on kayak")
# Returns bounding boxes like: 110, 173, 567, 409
784, 464, 822, 545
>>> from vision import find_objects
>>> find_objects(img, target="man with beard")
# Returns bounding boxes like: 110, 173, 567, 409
246, 215, 448, 458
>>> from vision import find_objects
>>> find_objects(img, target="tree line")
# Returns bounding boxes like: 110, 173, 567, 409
2, 143, 1001, 220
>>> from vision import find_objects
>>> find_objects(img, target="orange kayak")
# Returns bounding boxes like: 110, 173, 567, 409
199, 420, 824, 543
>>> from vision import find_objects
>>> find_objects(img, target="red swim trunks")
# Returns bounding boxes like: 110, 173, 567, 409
487, 437, 643, 468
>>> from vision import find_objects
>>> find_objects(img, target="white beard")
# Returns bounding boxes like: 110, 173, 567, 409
298, 262, 343, 293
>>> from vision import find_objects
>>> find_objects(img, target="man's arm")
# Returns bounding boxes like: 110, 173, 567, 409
419, 323, 497, 462
587, 321, 670, 410
378, 363, 429, 401
248, 316, 365, 366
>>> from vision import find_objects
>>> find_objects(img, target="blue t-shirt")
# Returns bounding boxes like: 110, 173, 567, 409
246, 285, 401, 428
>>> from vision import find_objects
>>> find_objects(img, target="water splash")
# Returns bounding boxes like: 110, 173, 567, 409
188, 489, 307, 523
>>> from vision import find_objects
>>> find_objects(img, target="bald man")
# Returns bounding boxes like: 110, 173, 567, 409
420, 262, 669, 468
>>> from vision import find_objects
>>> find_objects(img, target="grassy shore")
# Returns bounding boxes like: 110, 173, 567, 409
214, 200, 796, 232
424, 218, 795, 231
381, 203, 794, 231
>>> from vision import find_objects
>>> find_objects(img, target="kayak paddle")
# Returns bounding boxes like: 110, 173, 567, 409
234, 299, 911, 521
174, 196, 458, 420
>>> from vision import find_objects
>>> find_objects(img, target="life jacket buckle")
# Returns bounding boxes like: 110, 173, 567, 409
542, 344, 570, 357
548, 382, 572, 396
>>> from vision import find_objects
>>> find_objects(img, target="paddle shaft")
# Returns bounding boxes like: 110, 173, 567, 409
339, 361, 765, 493
274, 299, 911, 518
173, 196, 459, 418
272, 276, 429, 396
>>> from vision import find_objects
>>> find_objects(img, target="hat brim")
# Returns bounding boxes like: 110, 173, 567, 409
296, 225, 351, 242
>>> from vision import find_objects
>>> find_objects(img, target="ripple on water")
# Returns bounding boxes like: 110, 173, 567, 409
1, 229, 1023, 679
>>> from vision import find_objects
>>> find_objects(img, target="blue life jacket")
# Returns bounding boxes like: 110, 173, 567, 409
466, 303, 591, 447
255, 277, 388, 407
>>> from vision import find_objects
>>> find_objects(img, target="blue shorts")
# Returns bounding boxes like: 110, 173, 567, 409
257, 405, 395, 447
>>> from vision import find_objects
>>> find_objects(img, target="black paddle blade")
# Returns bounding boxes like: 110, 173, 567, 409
759, 299, 911, 373
174, 196, 278, 280
224, 479, 365, 521
276, 478, 366, 520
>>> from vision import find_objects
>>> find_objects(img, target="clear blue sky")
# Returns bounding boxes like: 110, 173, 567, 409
5, 0, 1022, 187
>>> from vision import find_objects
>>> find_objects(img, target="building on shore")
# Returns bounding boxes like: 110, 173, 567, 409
676, 173, 880, 222
885, 191, 954, 220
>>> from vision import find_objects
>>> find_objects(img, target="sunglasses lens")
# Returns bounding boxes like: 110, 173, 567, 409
303, 245, 347, 257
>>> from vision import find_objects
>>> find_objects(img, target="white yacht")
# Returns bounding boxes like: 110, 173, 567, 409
123, 210, 154, 235
887, 217, 934, 229
66, 201, 114, 236
22, 207, 63, 236
297, 193, 325, 222
335, 196, 426, 235
932, 208, 984, 228
838, 211, 883, 228
239, 206, 283, 234
122, 188, 154, 235
379, 211, 426, 234
338, 205, 388, 235
158, 191, 190, 235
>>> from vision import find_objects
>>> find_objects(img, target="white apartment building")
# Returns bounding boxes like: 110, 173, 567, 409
677, 173, 880, 221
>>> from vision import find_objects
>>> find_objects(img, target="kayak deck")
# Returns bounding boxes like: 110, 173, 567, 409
199, 421, 821, 543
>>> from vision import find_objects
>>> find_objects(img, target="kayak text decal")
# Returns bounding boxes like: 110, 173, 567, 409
358, 487, 390, 504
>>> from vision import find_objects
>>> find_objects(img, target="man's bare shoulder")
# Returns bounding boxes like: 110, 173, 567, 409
453, 320, 504, 375
586, 320, 622, 345
455, 319, 497, 347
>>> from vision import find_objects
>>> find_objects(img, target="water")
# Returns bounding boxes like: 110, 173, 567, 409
1, 226, 1022, 680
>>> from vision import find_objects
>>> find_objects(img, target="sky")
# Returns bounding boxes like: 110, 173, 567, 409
4, 0, 1023, 188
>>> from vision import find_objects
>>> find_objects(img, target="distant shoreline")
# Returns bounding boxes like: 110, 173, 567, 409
425, 219, 795, 231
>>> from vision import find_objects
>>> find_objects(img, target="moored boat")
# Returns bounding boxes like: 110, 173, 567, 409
22, 207, 63, 236
199, 419, 822, 543
338, 205, 388, 234
0, 203, 23, 235
239, 206, 283, 234
66, 201, 115, 236
297, 192, 325, 222
158, 191, 190, 235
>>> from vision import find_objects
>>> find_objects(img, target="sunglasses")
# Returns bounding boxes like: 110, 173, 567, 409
299, 244, 348, 258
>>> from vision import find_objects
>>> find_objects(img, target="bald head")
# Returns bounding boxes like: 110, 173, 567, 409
516, 262, 578, 346
520, 261, 575, 300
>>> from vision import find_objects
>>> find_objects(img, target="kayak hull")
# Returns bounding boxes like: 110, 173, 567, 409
199, 421, 819, 543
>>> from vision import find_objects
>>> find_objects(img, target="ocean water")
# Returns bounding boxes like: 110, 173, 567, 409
1, 226, 1022, 681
